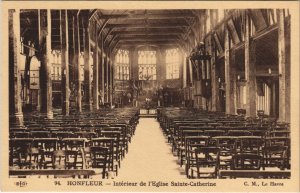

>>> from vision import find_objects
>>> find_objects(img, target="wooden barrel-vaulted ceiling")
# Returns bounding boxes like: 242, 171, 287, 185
20, 9, 203, 52
97, 9, 198, 48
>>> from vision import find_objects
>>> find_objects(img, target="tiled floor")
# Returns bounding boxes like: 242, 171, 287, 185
117, 118, 185, 180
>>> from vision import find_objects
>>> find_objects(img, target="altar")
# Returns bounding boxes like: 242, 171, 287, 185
139, 108, 157, 117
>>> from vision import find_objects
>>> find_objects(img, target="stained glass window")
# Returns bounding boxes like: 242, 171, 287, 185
115, 49, 130, 80
166, 48, 180, 79
138, 50, 157, 80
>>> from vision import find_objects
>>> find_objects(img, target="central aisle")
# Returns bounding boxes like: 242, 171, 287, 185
117, 118, 185, 180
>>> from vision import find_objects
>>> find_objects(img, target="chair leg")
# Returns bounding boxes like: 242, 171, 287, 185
115, 165, 118, 176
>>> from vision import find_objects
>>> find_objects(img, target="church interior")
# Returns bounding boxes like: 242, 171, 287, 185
9, 9, 291, 179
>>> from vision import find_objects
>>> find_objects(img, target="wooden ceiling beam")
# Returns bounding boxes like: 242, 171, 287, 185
105, 23, 189, 28
117, 34, 180, 39
118, 37, 179, 41
119, 43, 179, 47
112, 28, 185, 33
89, 9, 98, 20
100, 13, 196, 20
97, 19, 109, 38
111, 31, 184, 36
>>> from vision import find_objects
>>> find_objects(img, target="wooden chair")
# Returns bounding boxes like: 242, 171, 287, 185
9, 139, 33, 168
74, 132, 97, 140
190, 147, 220, 178
25, 147, 44, 169
232, 154, 262, 170
91, 138, 118, 175
52, 150, 80, 169
100, 131, 123, 160
185, 136, 209, 177
227, 130, 252, 136
62, 138, 87, 151
262, 145, 288, 170
11, 131, 30, 138
238, 136, 264, 154
51, 131, 75, 139
30, 131, 51, 138
213, 136, 237, 170
203, 130, 226, 137
178, 130, 204, 166
90, 146, 109, 179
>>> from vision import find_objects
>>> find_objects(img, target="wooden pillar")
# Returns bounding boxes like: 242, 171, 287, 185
109, 52, 113, 106
83, 13, 92, 111
75, 13, 82, 113
131, 48, 138, 81
230, 49, 237, 114
160, 49, 166, 83
224, 27, 230, 114
107, 56, 109, 104
39, 9, 53, 119
245, 13, 257, 117
9, 9, 24, 126
93, 20, 99, 110
210, 11, 218, 112
60, 10, 70, 116
224, 27, 236, 114
104, 52, 109, 103
101, 34, 105, 104
211, 39, 218, 111
103, 53, 106, 103
182, 52, 187, 88
278, 9, 290, 122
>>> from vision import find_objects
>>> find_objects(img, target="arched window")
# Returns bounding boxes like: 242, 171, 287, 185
50, 50, 62, 80
138, 50, 157, 80
166, 48, 180, 79
114, 49, 130, 80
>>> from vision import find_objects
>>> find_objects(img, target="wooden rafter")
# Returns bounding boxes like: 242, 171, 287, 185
97, 19, 109, 38
213, 32, 224, 53
227, 18, 241, 44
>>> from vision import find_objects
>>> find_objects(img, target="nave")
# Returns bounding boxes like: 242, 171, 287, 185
8, 8, 292, 180
118, 118, 185, 179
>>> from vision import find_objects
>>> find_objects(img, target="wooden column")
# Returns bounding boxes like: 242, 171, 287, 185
210, 11, 218, 112
108, 52, 113, 106
101, 34, 105, 104
230, 49, 237, 114
75, 13, 82, 113
9, 9, 24, 126
182, 52, 187, 88
224, 27, 236, 114
131, 48, 138, 81
211, 39, 218, 111
160, 49, 166, 83
245, 13, 257, 117
60, 10, 70, 116
105, 54, 109, 103
278, 9, 290, 122
107, 56, 109, 104
39, 9, 53, 119
83, 13, 92, 111
93, 20, 99, 110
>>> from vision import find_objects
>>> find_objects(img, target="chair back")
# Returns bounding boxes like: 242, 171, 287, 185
194, 147, 220, 178
233, 153, 262, 170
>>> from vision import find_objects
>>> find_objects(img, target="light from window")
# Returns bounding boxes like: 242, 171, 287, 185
115, 49, 130, 80
166, 48, 180, 79
50, 50, 61, 80
138, 50, 157, 80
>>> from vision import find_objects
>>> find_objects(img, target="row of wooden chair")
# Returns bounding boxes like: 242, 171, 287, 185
158, 107, 291, 179
9, 108, 140, 179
